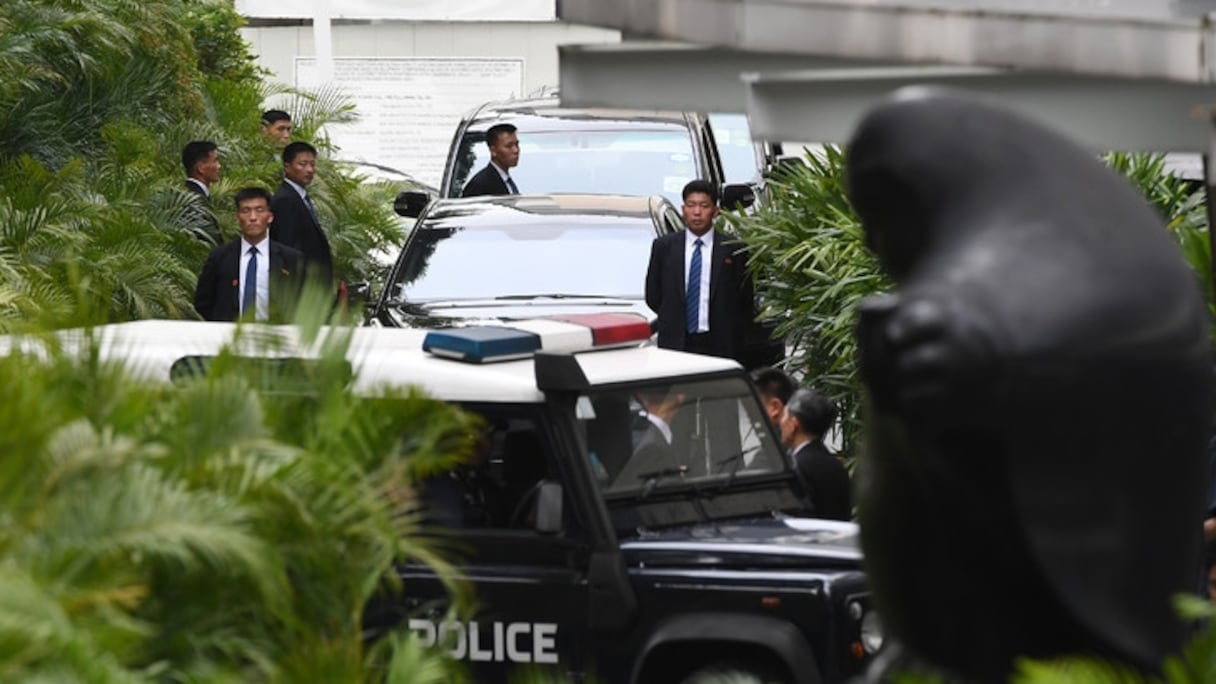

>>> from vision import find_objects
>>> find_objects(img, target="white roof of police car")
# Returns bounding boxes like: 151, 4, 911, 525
4, 320, 740, 403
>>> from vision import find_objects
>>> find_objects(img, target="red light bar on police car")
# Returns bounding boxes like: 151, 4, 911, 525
422, 313, 652, 363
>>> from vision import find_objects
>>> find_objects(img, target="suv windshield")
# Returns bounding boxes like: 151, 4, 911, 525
579, 376, 788, 497
450, 129, 698, 204
390, 220, 656, 302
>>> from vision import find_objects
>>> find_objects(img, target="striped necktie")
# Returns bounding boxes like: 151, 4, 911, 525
242, 246, 258, 318
686, 238, 703, 333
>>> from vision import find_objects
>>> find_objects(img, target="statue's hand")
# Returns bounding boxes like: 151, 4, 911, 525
857, 293, 998, 423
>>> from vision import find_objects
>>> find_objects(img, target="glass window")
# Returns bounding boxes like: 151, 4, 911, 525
416, 413, 555, 531
580, 376, 787, 497
390, 220, 655, 302
708, 113, 761, 184
450, 129, 699, 205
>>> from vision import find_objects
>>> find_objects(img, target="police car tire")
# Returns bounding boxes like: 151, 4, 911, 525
678, 662, 788, 684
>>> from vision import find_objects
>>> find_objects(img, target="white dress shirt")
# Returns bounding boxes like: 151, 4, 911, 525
284, 177, 307, 199
239, 237, 271, 321
644, 412, 674, 445
684, 228, 714, 333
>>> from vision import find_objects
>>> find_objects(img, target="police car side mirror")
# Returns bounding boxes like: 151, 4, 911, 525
535, 481, 563, 535
395, 190, 431, 218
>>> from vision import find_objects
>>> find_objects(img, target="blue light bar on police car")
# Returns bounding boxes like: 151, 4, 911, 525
422, 326, 540, 362
422, 313, 652, 363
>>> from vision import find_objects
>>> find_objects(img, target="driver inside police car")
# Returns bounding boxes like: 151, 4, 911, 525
611, 387, 688, 485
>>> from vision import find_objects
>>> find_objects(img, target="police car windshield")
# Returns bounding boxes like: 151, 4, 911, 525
391, 221, 654, 302
580, 376, 788, 498
451, 130, 697, 205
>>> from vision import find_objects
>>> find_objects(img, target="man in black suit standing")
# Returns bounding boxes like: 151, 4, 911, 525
645, 179, 755, 363
181, 140, 223, 245
194, 187, 303, 322
461, 123, 521, 197
781, 388, 851, 521
270, 141, 333, 288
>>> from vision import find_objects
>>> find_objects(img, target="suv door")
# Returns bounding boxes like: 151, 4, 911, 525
398, 404, 592, 681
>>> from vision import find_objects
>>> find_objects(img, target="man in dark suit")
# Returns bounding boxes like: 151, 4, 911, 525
613, 386, 687, 487
194, 187, 304, 322
181, 140, 223, 245
461, 123, 521, 197
781, 388, 851, 521
270, 141, 333, 288
645, 179, 755, 363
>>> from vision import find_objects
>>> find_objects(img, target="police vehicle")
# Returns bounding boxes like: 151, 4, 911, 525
22, 315, 881, 683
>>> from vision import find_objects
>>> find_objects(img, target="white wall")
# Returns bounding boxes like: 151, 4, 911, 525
240, 22, 621, 95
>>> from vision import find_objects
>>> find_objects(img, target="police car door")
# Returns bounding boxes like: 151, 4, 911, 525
402, 408, 591, 681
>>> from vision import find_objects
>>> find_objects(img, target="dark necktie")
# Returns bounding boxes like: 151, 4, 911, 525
505, 176, 519, 195
243, 246, 258, 318
304, 194, 319, 223
686, 238, 703, 334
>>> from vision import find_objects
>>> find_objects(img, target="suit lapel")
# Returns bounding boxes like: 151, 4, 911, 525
225, 242, 242, 313
267, 243, 283, 277
709, 231, 725, 297
673, 234, 687, 298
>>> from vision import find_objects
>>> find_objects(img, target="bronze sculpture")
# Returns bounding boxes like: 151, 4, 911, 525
848, 89, 1213, 680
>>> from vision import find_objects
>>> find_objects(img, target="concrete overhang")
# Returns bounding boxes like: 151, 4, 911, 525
559, 42, 1216, 150
558, 0, 1216, 83
743, 68, 1216, 151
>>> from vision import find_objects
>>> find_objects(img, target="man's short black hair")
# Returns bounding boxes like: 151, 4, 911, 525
682, 179, 719, 204
233, 186, 272, 209
261, 109, 291, 125
751, 366, 795, 406
485, 123, 518, 148
282, 141, 317, 165
786, 388, 838, 437
182, 140, 217, 177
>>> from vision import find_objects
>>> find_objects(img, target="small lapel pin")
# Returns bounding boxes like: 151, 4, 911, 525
231, 279, 238, 287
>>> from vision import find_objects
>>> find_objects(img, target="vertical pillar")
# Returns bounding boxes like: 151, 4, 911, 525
312, 0, 334, 83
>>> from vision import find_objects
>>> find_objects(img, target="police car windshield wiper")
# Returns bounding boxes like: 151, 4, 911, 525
637, 465, 688, 499
710, 445, 762, 497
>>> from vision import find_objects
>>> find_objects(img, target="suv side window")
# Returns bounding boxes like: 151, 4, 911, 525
446, 131, 486, 197
417, 406, 578, 535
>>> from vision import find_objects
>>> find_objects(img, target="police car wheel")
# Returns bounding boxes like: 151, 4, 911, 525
679, 662, 788, 684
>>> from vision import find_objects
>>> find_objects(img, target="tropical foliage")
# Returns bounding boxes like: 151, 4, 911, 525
0, 317, 481, 681
0, 0, 408, 333
0, 1, 494, 680
729, 146, 1211, 455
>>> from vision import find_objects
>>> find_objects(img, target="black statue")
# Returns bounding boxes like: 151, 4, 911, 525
848, 90, 1213, 681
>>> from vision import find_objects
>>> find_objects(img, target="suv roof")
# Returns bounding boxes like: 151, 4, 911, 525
463, 96, 696, 131
12, 319, 739, 403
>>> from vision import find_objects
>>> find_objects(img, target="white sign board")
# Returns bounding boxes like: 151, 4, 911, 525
238, 0, 554, 21
296, 57, 526, 188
